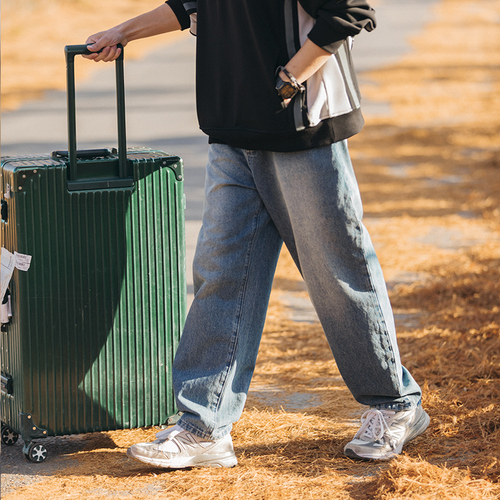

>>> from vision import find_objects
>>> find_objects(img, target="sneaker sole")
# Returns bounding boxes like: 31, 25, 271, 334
344, 409, 430, 461
126, 448, 238, 469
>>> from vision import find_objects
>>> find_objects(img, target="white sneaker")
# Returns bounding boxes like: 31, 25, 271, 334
344, 405, 430, 460
127, 424, 238, 468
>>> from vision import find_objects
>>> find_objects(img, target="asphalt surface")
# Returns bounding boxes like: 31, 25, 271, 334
0, 0, 439, 492
0, 0, 438, 300
1, 0, 439, 218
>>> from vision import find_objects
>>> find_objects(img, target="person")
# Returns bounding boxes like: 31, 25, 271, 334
85, 0, 429, 469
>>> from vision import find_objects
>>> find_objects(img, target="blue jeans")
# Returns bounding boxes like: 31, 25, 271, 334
173, 142, 422, 440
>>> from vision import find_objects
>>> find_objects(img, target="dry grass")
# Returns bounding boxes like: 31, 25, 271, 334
2, 0, 500, 498
372, 455, 498, 500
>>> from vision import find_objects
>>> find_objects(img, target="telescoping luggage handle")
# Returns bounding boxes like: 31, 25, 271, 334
62, 44, 132, 190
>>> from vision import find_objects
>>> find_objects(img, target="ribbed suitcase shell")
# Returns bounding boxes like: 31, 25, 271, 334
0, 148, 186, 441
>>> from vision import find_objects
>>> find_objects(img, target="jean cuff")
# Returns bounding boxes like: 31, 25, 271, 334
373, 399, 421, 412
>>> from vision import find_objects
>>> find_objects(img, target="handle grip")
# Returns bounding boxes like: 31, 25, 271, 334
64, 44, 127, 185
65, 44, 95, 57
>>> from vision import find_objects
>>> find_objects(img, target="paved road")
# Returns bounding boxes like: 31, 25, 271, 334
0, 0, 440, 209
1, 0, 438, 302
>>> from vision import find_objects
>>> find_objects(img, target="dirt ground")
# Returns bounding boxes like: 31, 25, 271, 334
1, 0, 500, 498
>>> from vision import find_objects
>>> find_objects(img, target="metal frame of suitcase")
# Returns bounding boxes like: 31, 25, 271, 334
0, 45, 187, 462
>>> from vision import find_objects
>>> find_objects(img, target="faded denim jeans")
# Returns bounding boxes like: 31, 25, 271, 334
173, 142, 422, 440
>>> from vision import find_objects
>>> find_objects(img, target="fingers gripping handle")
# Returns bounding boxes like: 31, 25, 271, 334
64, 44, 127, 182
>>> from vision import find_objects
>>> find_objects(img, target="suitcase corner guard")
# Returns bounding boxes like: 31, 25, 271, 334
19, 413, 48, 444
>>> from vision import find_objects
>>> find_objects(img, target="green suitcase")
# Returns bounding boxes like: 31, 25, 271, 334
0, 45, 186, 462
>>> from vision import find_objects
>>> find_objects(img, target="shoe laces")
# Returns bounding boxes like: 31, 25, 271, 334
155, 425, 179, 442
155, 425, 215, 453
355, 409, 397, 447
152, 425, 181, 445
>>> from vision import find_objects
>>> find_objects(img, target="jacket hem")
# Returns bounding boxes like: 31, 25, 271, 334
206, 108, 364, 152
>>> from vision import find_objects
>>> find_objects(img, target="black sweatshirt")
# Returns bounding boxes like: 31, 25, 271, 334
166, 0, 376, 151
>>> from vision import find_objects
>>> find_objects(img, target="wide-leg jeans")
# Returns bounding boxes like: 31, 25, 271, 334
173, 142, 422, 440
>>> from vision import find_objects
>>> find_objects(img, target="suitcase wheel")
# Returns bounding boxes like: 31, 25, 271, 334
25, 442, 48, 463
1, 425, 19, 446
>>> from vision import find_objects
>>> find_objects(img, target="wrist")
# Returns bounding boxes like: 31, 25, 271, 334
279, 67, 304, 88
278, 69, 290, 83
275, 66, 305, 105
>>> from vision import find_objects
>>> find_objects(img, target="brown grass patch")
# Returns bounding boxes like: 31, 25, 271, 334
372, 455, 498, 499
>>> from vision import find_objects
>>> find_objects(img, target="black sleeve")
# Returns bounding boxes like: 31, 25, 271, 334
166, 0, 193, 31
299, 0, 376, 53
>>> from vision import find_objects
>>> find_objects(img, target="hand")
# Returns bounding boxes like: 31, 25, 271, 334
82, 4, 180, 62
84, 28, 128, 62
